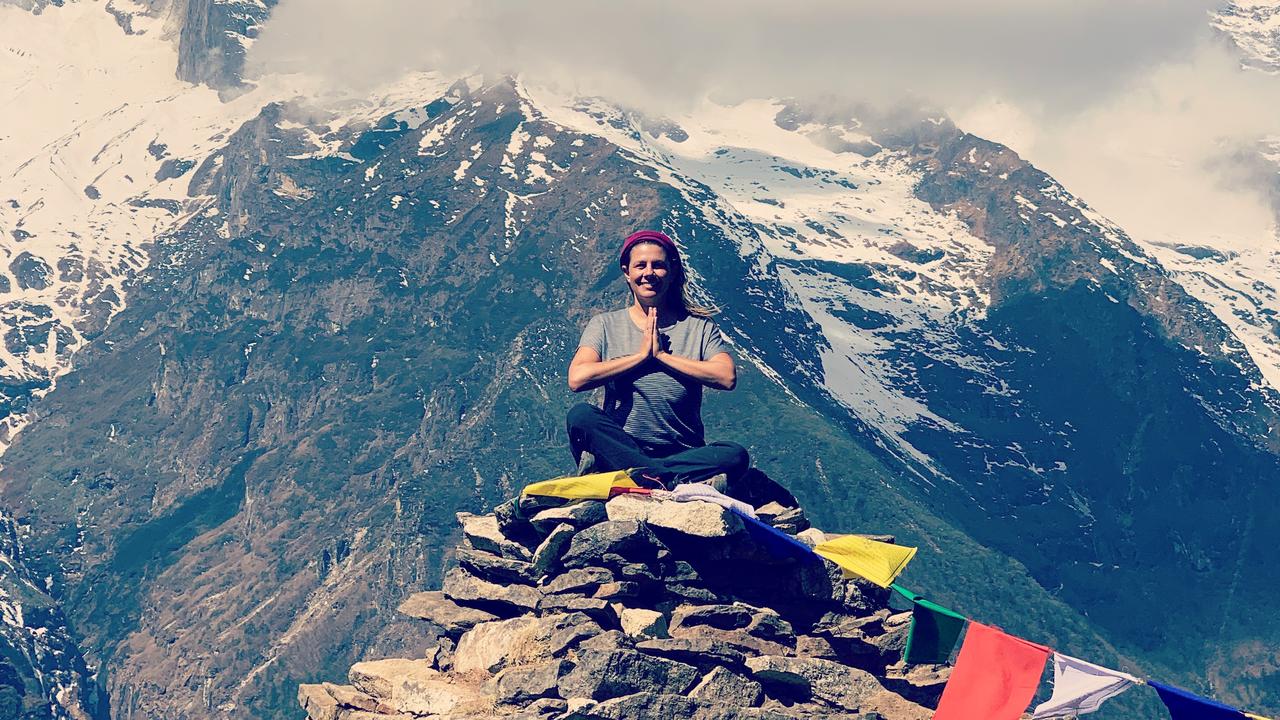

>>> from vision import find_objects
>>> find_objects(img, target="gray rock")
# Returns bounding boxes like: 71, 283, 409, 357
689, 666, 763, 708
321, 682, 392, 713
606, 494, 745, 538
635, 637, 746, 668
538, 594, 614, 625
298, 684, 338, 720
543, 567, 616, 595
561, 521, 668, 569
516, 697, 570, 718
348, 658, 485, 716
494, 499, 545, 549
667, 583, 720, 603
442, 567, 541, 616
881, 662, 951, 707
530, 501, 607, 533
560, 648, 701, 700
745, 608, 795, 647
484, 659, 569, 705
531, 522, 576, 578
592, 581, 643, 601
456, 545, 536, 585
454, 613, 601, 674
397, 591, 498, 637
671, 604, 754, 633
568, 692, 703, 719
457, 511, 532, 561
617, 608, 668, 639
744, 656, 887, 712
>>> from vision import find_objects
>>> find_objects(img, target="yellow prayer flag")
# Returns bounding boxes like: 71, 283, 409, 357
1246, 714, 1275, 720
812, 534, 918, 588
521, 470, 638, 500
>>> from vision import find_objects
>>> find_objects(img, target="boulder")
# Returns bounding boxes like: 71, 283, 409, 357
531, 522, 576, 577
348, 658, 485, 716
560, 648, 701, 700
606, 495, 745, 538
689, 666, 763, 708
530, 501, 608, 533
458, 511, 532, 561
397, 590, 498, 636
592, 581, 643, 601
538, 594, 614, 625
561, 520, 668, 569
442, 567, 541, 615
485, 660, 570, 705
567, 692, 703, 719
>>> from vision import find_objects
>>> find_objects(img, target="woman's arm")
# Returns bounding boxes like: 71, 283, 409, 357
655, 350, 736, 391
567, 346, 647, 392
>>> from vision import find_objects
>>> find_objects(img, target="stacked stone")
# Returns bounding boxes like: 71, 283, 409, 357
299, 493, 950, 720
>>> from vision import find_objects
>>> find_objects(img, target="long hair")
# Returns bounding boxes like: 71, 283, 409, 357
620, 240, 718, 318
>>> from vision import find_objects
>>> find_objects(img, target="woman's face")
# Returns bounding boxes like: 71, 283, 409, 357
622, 242, 673, 304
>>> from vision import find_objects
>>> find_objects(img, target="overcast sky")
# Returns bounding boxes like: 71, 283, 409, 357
248, 0, 1280, 248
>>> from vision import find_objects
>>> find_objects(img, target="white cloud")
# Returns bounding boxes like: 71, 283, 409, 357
248, 0, 1280, 247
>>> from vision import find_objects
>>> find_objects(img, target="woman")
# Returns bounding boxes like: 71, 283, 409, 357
566, 229, 750, 487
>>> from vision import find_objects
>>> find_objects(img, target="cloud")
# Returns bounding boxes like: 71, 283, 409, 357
247, 0, 1280, 247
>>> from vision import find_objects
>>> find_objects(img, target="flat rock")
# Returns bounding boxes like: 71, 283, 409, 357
456, 545, 536, 585
458, 511, 532, 561
531, 501, 607, 532
454, 613, 602, 674
484, 659, 569, 705
636, 637, 746, 668
560, 648, 701, 700
881, 663, 951, 707
348, 658, 485, 716
671, 604, 754, 633
322, 682, 391, 713
298, 684, 339, 720
442, 567, 541, 616
606, 494, 745, 538
568, 692, 703, 719
530, 522, 575, 579
397, 591, 498, 636
689, 666, 764, 708
494, 499, 545, 549
744, 656, 886, 712
538, 594, 613, 623
543, 567, 616, 595
561, 520, 668, 569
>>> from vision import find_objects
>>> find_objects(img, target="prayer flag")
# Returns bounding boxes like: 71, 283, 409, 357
891, 586, 966, 665
812, 534, 917, 588
933, 622, 1051, 720
1150, 680, 1250, 720
1031, 653, 1139, 719
1246, 714, 1275, 720
729, 507, 814, 558
522, 470, 638, 500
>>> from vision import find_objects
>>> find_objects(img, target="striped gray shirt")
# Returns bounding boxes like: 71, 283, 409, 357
579, 309, 727, 452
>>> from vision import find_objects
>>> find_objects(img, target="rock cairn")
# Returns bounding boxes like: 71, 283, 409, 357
299, 492, 950, 719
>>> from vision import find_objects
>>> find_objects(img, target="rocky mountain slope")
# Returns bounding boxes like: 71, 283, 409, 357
1, 3, 1279, 719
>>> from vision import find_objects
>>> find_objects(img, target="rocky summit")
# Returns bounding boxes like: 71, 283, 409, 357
298, 492, 945, 720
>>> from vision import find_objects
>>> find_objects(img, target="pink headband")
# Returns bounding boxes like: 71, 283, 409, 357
619, 230, 680, 264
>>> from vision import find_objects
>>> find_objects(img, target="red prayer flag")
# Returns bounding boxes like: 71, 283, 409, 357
933, 622, 1051, 720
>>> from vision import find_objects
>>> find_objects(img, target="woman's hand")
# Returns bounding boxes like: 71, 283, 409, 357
637, 307, 661, 360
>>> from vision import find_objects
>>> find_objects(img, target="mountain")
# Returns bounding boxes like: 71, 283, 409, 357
0, 2, 1278, 719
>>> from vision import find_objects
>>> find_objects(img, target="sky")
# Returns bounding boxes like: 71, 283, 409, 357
247, 0, 1280, 249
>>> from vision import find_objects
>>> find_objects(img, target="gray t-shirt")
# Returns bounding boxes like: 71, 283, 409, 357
578, 309, 728, 452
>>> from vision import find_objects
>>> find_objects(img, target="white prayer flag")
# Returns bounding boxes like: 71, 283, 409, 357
1031, 653, 1139, 719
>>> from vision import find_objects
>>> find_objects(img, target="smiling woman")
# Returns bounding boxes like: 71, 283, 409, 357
565, 230, 749, 489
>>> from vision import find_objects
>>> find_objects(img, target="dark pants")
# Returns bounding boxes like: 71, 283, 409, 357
566, 403, 750, 485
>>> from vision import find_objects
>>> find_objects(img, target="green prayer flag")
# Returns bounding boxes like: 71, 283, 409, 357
896, 586, 967, 665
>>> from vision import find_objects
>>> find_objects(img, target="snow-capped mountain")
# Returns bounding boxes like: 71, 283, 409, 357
1, 2, 1279, 719
1213, 0, 1280, 72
